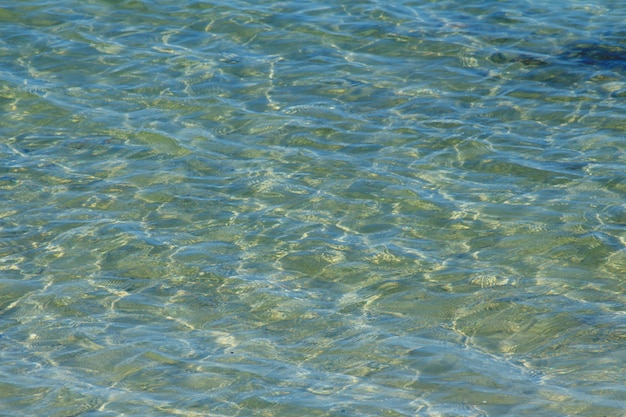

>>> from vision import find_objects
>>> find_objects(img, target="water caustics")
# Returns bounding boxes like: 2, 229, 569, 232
0, 0, 625, 416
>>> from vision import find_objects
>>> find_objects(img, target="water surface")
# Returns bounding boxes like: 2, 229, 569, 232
1, 0, 625, 416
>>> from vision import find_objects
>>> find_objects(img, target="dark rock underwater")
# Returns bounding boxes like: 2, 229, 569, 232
490, 40, 626, 71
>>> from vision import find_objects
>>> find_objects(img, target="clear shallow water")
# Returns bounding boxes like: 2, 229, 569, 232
1, 0, 625, 415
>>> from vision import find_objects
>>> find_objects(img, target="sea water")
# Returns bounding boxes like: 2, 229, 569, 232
0, 0, 625, 416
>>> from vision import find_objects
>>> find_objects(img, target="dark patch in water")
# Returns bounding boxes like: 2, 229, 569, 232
561, 41, 626, 70
489, 51, 549, 67
490, 41, 626, 72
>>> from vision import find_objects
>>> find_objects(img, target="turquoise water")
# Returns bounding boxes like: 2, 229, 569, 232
1, 0, 625, 415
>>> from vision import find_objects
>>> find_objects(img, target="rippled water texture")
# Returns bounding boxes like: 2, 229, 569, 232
1, 0, 625, 416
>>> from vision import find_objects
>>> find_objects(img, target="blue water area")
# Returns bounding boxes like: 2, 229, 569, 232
1, 0, 625, 416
